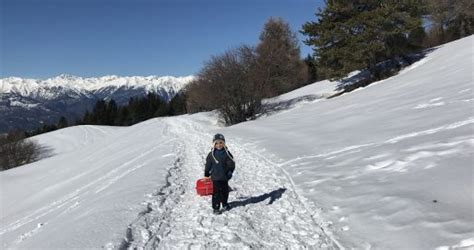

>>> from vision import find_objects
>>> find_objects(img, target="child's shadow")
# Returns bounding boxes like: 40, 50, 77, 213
229, 188, 286, 209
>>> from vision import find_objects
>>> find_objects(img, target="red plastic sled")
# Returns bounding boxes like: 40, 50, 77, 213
196, 178, 213, 196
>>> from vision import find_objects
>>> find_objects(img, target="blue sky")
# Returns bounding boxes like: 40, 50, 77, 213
1, 0, 325, 79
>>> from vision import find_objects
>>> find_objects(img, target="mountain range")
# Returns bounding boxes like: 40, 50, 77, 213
0, 74, 195, 133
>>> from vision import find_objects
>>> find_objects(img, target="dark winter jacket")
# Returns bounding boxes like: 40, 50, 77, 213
204, 148, 235, 181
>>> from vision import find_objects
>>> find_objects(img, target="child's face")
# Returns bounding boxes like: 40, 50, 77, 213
214, 140, 225, 150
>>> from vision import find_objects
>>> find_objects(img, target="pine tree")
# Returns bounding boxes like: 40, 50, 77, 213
105, 99, 118, 125
83, 110, 92, 124
304, 54, 319, 83
57, 116, 69, 129
117, 106, 130, 126
302, 1, 424, 80
169, 92, 187, 115
92, 100, 107, 124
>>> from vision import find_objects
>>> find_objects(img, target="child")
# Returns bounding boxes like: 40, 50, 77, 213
204, 133, 235, 214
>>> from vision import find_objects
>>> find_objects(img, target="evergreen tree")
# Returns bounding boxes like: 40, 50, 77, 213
136, 98, 148, 122
83, 110, 92, 124
105, 99, 118, 125
154, 103, 169, 117
169, 92, 187, 115
302, 1, 424, 80
304, 54, 319, 83
125, 97, 136, 124
117, 106, 130, 126
57, 116, 69, 129
41, 124, 58, 133
74, 118, 83, 126
92, 100, 107, 124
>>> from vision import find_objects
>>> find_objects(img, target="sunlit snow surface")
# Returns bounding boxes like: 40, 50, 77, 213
225, 36, 474, 249
0, 36, 472, 249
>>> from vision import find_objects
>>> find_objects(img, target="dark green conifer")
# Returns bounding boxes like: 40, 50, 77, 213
302, 1, 424, 80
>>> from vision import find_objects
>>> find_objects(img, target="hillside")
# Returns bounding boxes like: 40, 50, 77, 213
225, 35, 474, 249
0, 36, 472, 249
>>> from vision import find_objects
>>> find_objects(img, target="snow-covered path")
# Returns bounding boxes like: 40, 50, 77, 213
123, 116, 339, 249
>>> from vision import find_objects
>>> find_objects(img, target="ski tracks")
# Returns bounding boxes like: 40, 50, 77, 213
0, 123, 173, 248
122, 117, 339, 249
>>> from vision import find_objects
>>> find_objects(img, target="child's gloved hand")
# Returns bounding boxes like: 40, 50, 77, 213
226, 171, 233, 180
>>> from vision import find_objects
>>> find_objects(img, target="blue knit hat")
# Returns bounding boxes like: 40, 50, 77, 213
213, 133, 225, 142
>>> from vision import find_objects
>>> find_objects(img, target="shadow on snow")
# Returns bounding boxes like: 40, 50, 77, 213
229, 187, 287, 209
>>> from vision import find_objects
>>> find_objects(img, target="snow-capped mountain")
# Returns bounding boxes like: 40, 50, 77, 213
1, 74, 194, 101
0, 74, 195, 133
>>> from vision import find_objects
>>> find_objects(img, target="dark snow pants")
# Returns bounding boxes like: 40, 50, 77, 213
212, 180, 229, 210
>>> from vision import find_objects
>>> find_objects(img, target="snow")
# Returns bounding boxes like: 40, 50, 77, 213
223, 35, 474, 249
270, 79, 338, 102
31, 125, 121, 155
0, 36, 473, 249
9, 101, 39, 109
122, 115, 340, 248
0, 75, 195, 100
0, 121, 179, 248
0, 115, 339, 248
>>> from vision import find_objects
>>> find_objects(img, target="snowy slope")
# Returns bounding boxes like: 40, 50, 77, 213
269, 79, 338, 102
224, 36, 474, 249
0, 114, 339, 248
260, 80, 340, 117
0, 36, 472, 249
0, 121, 180, 248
